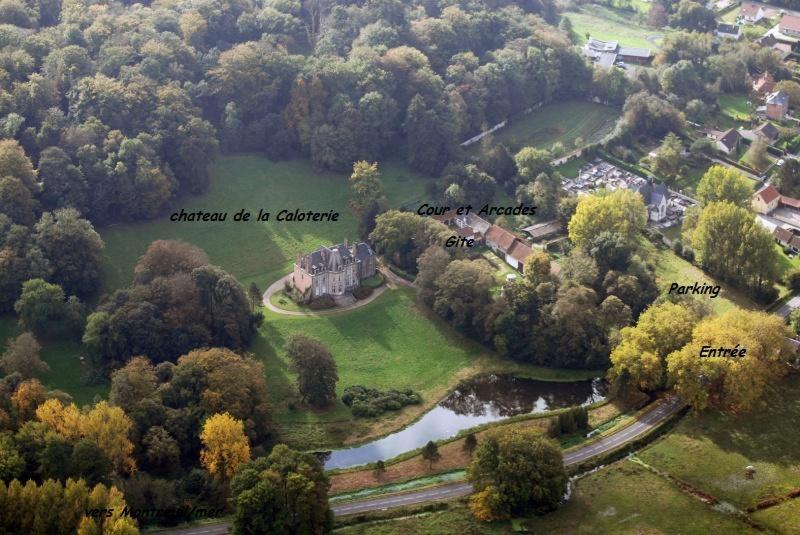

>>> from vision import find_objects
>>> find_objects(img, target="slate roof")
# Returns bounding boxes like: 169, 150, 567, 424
634, 181, 668, 207
767, 90, 789, 108
301, 242, 374, 272
716, 23, 740, 35
717, 128, 740, 152
755, 122, 780, 142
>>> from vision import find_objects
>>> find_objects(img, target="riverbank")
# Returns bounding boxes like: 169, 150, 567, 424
328, 390, 649, 494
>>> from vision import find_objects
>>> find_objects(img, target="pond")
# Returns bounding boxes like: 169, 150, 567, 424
322, 374, 607, 470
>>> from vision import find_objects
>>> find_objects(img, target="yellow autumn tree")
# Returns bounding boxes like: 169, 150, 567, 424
36, 399, 136, 474
667, 309, 793, 411
200, 412, 250, 478
567, 188, 647, 247
608, 302, 702, 392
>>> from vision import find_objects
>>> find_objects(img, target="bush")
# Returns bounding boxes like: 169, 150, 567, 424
752, 284, 779, 305
308, 295, 335, 310
671, 238, 682, 254
342, 385, 422, 418
785, 268, 800, 291
360, 273, 385, 289
681, 245, 695, 262
352, 286, 373, 300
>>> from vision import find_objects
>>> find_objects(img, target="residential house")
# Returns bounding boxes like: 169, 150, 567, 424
632, 181, 669, 222
765, 90, 789, 120
484, 225, 532, 272
581, 37, 618, 69
753, 72, 775, 94
582, 37, 652, 69
292, 240, 376, 299
752, 184, 784, 214
716, 22, 741, 40
781, 14, 800, 37
772, 226, 800, 252
707, 128, 741, 154
754, 122, 780, 144
741, 3, 766, 23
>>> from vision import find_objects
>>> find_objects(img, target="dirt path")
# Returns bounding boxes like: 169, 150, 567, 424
262, 267, 403, 317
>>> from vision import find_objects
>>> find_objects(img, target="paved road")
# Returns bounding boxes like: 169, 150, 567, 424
155, 397, 684, 534
261, 268, 393, 316
775, 294, 800, 318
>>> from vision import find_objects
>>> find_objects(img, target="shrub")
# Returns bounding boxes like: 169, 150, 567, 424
671, 238, 682, 254
342, 385, 422, 418
681, 244, 695, 262
308, 295, 335, 310
785, 268, 800, 291
352, 286, 373, 300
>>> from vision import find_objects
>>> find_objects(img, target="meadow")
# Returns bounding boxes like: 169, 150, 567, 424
638, 376, 800, 522
484, 101, 619, 154
522, 461, 759, 534
100, 155, 433, 293
563, 5, 670, 50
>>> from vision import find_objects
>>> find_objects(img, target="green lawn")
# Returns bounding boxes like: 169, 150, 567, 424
718, 93, 753, 124
484, 101, 619, 154
254, 288, 482, 447
100, 155, 433, 294
638, 376, 800, 516
0, 316, 104, 406
522, 461, 758, 534
775, 243, 800, 276
640, 239, 759, 314
554, 157, 588, 179
252, 287, 597, 448
719, 6, 740, 23
564, 5, 671, 49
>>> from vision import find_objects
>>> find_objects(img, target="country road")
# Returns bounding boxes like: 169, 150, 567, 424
153, 397, 684, 535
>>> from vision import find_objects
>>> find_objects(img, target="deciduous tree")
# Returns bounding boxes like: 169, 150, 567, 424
199, 412, 250, 479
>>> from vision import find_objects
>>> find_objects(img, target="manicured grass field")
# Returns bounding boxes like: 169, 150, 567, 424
638, 376, 800, 516
254, 288, 481, 448
486, 101, 619, 153
564, 6, 671, 49
100, 155, 433, 294
252, 287, 599, 449
522, 461, 759, 534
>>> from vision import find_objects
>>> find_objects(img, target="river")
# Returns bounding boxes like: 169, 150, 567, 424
322, 374, 607, 470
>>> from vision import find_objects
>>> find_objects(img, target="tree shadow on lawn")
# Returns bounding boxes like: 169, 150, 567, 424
680, 376, 800, 467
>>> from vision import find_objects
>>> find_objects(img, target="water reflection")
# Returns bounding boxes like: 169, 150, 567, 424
323, 374, 606, 470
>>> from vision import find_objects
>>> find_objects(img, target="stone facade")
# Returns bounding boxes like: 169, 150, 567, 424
293, 240, 376, 299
